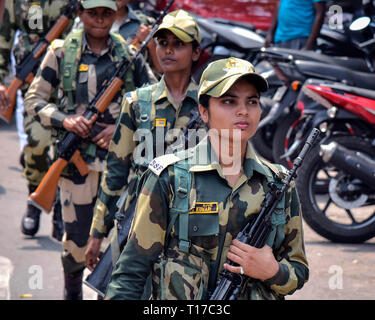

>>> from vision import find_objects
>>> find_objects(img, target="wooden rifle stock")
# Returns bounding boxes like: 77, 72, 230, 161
29, 150, 89, 212
0, 4, 76, 123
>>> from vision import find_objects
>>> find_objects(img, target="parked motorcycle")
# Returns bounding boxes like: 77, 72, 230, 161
265, 15, 375, 166
293, 80, 375, 243
253, 45, 374, 163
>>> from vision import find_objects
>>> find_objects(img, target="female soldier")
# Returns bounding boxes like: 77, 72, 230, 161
85, 10, 202, 272
23, 0, 155, 299
105, 57, 309, 300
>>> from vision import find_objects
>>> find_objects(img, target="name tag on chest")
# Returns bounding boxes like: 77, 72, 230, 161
189, 202, 219, 214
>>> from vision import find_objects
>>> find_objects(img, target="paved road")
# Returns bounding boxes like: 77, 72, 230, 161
0, 119, 374, 300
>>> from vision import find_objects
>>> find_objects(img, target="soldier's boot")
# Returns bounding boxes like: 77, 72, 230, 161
63, 270, 83, 300
21, 184, 41, 237
21, 204, 41, 236
52, 200, 64, 242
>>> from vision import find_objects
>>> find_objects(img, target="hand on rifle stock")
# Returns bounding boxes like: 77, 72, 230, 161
85, 236, 103, 272
92, 122, 115, 150
0, 84, 11, 111
63, 114, 92, 138
223, 239, 279, 281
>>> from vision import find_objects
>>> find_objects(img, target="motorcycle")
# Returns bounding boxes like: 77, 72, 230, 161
253, 45, 374, 163
293, 80, 375, 243
261, 18, 375, 166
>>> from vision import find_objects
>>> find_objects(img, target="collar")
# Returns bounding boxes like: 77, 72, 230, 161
153, 76, 199, 110
119, 5, 142, 27
81, 33, 114, 56
189, 137, 273, 182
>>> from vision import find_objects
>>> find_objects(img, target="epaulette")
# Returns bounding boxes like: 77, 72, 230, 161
51, 39, 64, 51
148, 153, 185, 176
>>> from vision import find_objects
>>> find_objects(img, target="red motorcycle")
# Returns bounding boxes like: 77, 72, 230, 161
293, 80, 375, 243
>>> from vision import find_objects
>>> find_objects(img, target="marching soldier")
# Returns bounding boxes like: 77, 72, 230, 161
0, 0, 74, 239
112, 0, 162, 76
85, 10, 202, 277
23, 0, 156, 299
105, 57, 309, 300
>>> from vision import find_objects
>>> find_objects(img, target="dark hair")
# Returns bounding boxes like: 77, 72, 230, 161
199, 94, 210, 109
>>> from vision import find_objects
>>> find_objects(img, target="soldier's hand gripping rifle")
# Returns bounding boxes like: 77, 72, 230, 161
210, 128, 320, 300
29, 0, 174, 213
0, 0, 79, 123
83, 0, 175, 298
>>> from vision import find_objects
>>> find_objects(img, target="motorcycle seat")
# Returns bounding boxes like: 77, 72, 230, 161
263, 47, 370, 73
324, 82, 375, 102
295, 60, 375, 90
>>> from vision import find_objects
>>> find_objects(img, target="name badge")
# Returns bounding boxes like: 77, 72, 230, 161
155, 118, 166, 127
79, 64, 89, 72
189, 202, 219, 214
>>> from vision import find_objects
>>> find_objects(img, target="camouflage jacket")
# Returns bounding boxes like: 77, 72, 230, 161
111, 5, 155, 43
90, 77, 202, 238
106, 137, 309, 300
23, 32, 156, 177
0, 0, 70, 83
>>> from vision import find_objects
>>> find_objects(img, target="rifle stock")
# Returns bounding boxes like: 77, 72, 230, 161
29, 158, 68, 212
0, 1, 77, 123
0, 78, 22, 123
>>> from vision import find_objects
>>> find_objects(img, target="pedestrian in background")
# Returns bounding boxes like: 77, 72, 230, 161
265, 0, 328, 50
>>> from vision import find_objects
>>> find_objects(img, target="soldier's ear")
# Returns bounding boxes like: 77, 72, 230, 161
192, 46, 201, 62
198, 104, 209, 124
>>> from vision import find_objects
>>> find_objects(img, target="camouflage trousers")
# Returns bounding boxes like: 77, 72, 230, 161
23, 112, 51, 191
59, 171, 100, 275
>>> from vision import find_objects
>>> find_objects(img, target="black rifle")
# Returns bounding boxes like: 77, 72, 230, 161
83, 0, 175, 298
210, 128, 320, 300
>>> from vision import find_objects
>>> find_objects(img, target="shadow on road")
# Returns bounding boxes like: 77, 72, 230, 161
19, 236, 61, 252
306, 240, 375, 253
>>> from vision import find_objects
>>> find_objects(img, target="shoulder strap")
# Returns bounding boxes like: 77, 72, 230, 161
61, 29, 83, 110
136, 85, 154, 130
168, 159, 192, 254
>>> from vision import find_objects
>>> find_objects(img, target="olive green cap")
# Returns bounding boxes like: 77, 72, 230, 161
198, 57, 268, 100
153, 9, 202, 44
81, 0, 117, 11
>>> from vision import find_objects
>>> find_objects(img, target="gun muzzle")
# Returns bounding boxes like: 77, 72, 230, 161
320, 142, 375, 189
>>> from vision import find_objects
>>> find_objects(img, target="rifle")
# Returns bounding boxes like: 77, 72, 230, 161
83, 0, 175, 298
210, 128, 320, 300
0, 0, 79, 123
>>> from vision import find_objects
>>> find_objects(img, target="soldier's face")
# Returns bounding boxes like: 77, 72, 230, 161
155, 31, 200, 73
79, 7, 116, 39
199, 78, 261, 143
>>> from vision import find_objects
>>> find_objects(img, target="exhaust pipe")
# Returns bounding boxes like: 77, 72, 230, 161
320, 142, 375, 189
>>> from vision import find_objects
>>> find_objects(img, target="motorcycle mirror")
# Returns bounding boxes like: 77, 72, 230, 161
349, 16, 371, 31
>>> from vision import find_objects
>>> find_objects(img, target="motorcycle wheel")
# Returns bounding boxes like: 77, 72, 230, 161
271, 110, 301, 168
252, 124, 275, 162
296, 135, 375, 243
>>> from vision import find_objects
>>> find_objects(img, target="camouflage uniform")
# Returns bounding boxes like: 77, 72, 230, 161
90, 9, 203, 240
111, 4, 154, 43
106, 56, 308, 300
111, 4, 160, 79
106, 137, 309, 300
24, 14, 156, 298
90, 77, 201, 239
0, 0, 72, 191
